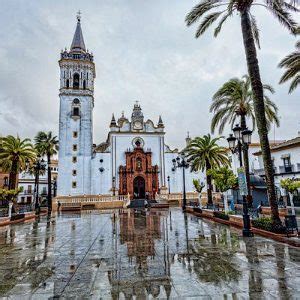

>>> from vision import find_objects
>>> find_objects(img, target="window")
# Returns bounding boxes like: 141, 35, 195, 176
72, 99, 80, 117
83, 80, 86, 90
73, 131, 78, 138
72, 107, 80, 117
72, 170, 77, 176
73, 144, 78, 151
73, 98, 80, 104
3, 176, 8, 187
73, 73, 80, 89
28, 185, 32, 193
66, 79, 69, 88
72, 181, 77, 188
72, 156, 77, 163
283, 156, 292, 172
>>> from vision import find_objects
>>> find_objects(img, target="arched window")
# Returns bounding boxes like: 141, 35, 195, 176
83, 80, 86, 90
73, 73, 80, 89
66, 79, 69, 88
73, 107, 79, 116
72, 99, 80, 117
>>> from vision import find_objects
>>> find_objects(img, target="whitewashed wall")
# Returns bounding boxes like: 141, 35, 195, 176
57, 94, 93, 196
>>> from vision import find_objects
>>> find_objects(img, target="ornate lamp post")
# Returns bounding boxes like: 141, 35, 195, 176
167, 176, 170, 194
227, 125, 253, 237
172, 153, 189, 211
112, 176, 116, 196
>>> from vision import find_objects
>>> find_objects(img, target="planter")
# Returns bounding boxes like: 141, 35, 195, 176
24, 211, 36, 221
229, 215, 244, 227
0, 217, 10, 227
201, 209, 214, 218
186, 208, 300, 248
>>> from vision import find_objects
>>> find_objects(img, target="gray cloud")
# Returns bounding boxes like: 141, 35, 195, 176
0, 0, 299, 149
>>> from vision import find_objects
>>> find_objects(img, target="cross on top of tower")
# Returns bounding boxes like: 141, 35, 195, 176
77, 10, 81, 22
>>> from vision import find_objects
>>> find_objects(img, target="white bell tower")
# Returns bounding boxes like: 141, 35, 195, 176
57, 13, 96, 196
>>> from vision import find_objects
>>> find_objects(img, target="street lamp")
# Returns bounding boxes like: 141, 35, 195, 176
227, 125, 253, 237
167, 176, 170, 194
112, 176, 116, 196
172, 153, 189, 211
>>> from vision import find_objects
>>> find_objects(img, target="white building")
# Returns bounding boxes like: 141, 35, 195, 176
253, 136, 300, 194
57, 16, 203, 199
18, 159, 58, 204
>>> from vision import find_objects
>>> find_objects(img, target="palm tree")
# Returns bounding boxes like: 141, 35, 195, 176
210, 75, 280, 134
34, 132, 58, 211
184, 134, 229, 206
185, 0, 298, 225
279, 41, 300, 93
0, 135, 36, 190
210, 75, 280, 200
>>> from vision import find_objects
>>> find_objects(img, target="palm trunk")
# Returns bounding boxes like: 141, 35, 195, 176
206, 160, 213, 206
240, 114, 252, 206
47, 153, 52, 211
8, 160, 18, 190
240, 9, 280, 224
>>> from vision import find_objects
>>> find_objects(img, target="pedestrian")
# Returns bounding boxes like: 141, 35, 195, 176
58, 201, 61, 211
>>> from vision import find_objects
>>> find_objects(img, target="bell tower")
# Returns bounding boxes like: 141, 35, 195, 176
57, 13, 96, 196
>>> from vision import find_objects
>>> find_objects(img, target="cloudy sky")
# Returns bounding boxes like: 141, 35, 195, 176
0, 0, 299, 149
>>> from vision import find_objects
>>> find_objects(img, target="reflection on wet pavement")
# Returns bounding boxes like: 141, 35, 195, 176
0, 208, 300, 299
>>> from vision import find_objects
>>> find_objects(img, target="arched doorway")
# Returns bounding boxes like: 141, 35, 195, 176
133, 176, 145, 199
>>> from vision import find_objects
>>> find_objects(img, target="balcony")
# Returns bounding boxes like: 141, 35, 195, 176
254, 168, 265, 176
279, 165, 294, 173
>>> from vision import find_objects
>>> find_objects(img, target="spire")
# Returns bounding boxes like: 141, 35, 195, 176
70, 11, 86, 53
157, 115, 164, 128
110, 114, 117, 127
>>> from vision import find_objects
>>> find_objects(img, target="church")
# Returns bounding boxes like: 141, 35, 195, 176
57, 15, 202, 198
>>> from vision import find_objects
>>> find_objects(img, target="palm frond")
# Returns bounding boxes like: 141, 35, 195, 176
250, 14, 261, 49
196, 12, 223, 37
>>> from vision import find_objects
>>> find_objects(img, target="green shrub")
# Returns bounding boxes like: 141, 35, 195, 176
214, 211, 230, 220
252, 217, 285, 234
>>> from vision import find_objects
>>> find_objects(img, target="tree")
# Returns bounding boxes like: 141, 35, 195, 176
210, 75, 279, 134
34, 131, 58, 211
280, 178, 300, 215
207, 167, 237, 212
278, 41, 300, 93
0, 135, 36, 190
185, 0, 298, 225
211, 75, 279, 200
193, 179, 205, 207
184, 134, 229, 206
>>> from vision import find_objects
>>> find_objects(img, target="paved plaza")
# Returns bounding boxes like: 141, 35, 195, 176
0, 208, 299, 299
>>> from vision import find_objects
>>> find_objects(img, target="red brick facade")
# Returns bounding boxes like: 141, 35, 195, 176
119, 145, 159, 199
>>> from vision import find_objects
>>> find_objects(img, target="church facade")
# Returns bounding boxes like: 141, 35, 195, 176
57, 16, 202, 198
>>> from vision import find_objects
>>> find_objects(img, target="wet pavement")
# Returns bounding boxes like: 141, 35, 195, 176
0, 208, 300, 299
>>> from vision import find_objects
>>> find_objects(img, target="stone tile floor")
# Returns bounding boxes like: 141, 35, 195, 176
0, 207, 299, 299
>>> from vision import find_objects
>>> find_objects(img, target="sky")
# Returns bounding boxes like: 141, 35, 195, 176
0, 0, 299, 149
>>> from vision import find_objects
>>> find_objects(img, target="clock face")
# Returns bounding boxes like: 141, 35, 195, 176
134, 121, 143, 130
